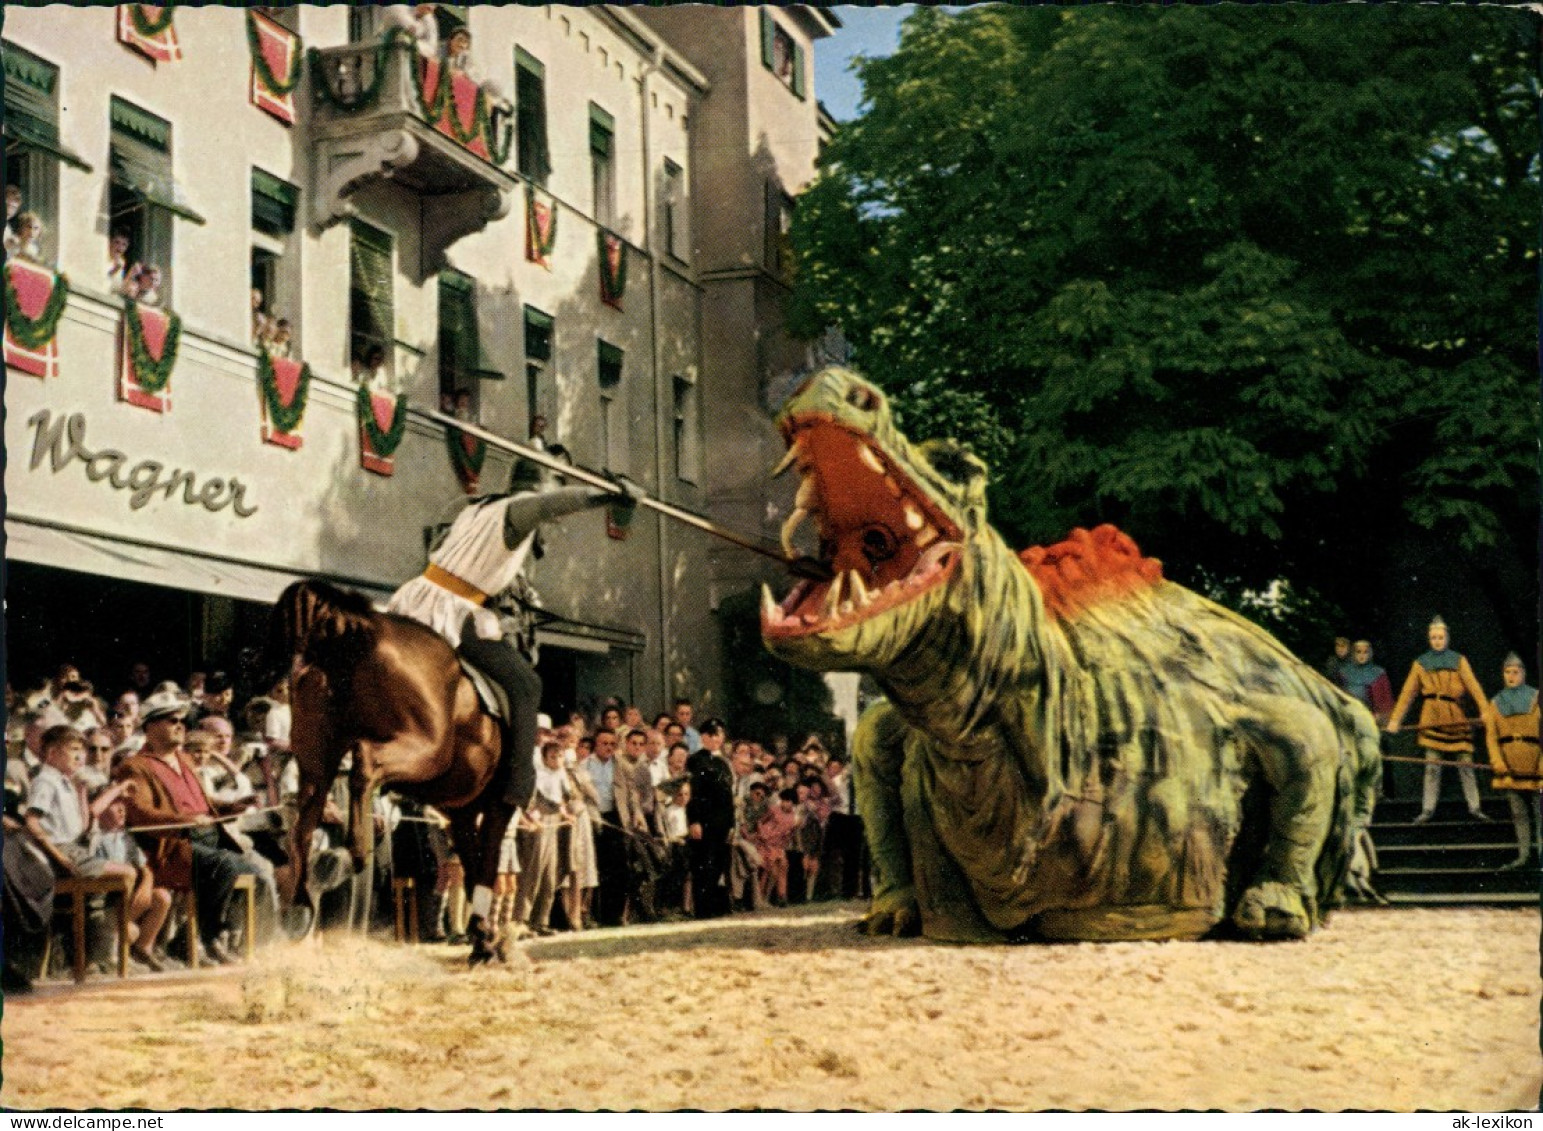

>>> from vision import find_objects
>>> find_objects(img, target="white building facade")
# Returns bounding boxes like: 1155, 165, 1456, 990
3, 3, 837, 719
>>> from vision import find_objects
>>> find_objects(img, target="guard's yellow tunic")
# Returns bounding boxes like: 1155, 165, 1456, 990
1485, 686, 1540, 792
1390, 651, 1488, 755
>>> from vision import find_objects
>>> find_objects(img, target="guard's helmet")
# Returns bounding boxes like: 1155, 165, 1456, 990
509, 458, 545, 492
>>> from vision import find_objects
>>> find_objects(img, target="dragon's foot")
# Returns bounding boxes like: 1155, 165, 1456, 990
856, 894, 922, 938
1232, 881, 1312, 941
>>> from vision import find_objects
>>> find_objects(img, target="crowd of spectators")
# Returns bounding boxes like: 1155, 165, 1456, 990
2, 662, 867, 991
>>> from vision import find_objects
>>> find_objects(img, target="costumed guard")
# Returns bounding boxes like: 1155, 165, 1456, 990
1483, 654, 1540, 870
386, 455, 633, 929
1341, 640, 1396, 798
1387, 616, 1491, 824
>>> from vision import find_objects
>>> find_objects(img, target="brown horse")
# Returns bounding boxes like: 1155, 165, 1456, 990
263, 578, 517, 964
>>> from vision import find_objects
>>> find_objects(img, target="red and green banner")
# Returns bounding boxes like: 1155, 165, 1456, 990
444, 424, 487, 494
118, 300, 182, 412
525, 186, 558, 268
248, 10, 301, 125
599, 230, 628, 310
258, 350, 311, 449
357, 384, 408, 476
4, 260, 69, 379
118, 4, 182, 64
416, 58, 511, 165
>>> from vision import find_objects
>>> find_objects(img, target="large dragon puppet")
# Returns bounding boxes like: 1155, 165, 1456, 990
761, 367, 1380, 943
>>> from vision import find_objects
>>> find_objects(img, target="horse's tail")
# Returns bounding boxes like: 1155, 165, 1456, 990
265, 579, 379, 682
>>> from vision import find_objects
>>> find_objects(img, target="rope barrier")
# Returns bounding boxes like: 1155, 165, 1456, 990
128, 803, 285, 834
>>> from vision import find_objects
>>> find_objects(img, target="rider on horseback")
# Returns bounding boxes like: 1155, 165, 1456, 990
387, 455, 633, 811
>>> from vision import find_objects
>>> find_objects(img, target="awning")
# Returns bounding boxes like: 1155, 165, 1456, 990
3, 112, 92, 172
5, 519, 395, 608
109, 146, 207, 226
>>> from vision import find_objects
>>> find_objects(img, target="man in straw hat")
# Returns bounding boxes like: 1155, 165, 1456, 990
1483, 653, 1540, 870
1387, 616, 1491, 824
113, 686, 260, 964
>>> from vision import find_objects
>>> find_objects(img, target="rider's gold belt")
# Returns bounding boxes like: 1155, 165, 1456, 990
423, 563, 489, 605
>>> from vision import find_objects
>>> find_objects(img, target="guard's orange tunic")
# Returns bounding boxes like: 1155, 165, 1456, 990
1485, 687, 1540, 792
1390, 652, 1488, 755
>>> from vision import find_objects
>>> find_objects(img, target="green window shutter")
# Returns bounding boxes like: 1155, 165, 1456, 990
589, 103, 614, 157
598, 339, 623, 385
524, 305, 554, 361
251, 168, 298, 235
515, 47, 551, 183
791, 41, 806, 99
438, 270, 480, 373
110, 96, 170, 151
760, 9, 775, 70
350, 220, 394, 346
3, 41, 57, 96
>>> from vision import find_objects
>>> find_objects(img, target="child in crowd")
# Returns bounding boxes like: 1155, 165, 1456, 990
92, 784, 173, 971
755, 788, 799, 907
10, 211, 44, 260
23, 725, 140, 884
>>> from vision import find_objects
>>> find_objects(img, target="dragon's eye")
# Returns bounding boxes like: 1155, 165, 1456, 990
845, 385, 879, 412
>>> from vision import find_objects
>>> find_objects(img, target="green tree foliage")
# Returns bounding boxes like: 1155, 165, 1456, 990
791, 6, 1538, 632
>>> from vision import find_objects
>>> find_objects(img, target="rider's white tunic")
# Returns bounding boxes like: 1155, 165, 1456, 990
387, 496, 534, 647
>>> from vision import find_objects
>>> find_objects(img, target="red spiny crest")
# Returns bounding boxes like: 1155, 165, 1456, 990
1018, 524, 1163, 620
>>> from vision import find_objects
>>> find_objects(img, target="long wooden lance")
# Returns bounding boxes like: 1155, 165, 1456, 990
430, 412, 832, 580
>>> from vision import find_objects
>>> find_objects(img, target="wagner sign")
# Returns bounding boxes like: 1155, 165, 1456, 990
26, 409, 259, 517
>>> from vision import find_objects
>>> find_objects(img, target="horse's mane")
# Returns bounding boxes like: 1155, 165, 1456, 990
1018, 524, 1164, 621
266, 579, 380, 675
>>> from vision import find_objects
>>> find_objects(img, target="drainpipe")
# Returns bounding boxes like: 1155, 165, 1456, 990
639, 58, 672, 707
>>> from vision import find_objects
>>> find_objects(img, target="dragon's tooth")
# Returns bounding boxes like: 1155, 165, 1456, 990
883, 476, 903, 498
824, 572, 845, 615
915, 525, 939, 548
802, 612, 820, 625
858, 445, 886, 475
850, 570, 872, 606
771, 442, 801, 479
839, 601, 855, 617
761, 583, 777, 620
903, 504, 924, 531
781, 508, 808, 556
795, 474, 818, 512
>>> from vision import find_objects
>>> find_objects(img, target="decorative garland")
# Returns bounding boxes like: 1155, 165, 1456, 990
599, 230, 628, 304
128, 3, 176, 37
123, 299, 182, 394
526, 186, 558, 263
444, 424, 487, 485
247, 10, 303, 96
258, 350, 312, 435
309, 28, 413, 114
415, 59, 512, 165
356, 384, 408, 458
4, 265, 70, 350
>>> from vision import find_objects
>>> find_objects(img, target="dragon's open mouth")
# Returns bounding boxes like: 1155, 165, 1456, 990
763, 416, 963, 639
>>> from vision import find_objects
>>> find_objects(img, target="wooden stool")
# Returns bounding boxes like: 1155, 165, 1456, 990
41, 873, 134, 983
177, 873, 258, 968
392, 876, 419, 943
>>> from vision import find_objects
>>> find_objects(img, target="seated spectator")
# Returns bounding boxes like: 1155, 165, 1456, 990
24, 725, 139, 887
51, 666, 107, 733
114, 687, 261, 965
187, 719, 255, 807
91, 783, 173, 971
3, 809, 56, 993
76, 727, 119, 794
193, 671, 234, 727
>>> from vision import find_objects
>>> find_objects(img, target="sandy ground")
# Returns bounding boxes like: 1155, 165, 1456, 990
2, 902, 1538, 1111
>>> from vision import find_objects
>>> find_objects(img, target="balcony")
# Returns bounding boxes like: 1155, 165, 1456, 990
308, 31, 517, 269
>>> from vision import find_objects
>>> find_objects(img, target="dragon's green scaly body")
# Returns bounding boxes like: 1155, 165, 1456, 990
762, 367, 1380, 942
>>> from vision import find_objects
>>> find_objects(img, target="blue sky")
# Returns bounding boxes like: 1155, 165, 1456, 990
813, 6, 913, 121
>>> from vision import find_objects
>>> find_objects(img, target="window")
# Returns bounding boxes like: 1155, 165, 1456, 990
109, 97, 204, 306
438, 269, 483, 418
250, 168, 299, 353
673, 374, 700, 484
597, 339, 626, 474
514, 48, 551, 185
765, 184, 795, 276
759, 10, 806, 99
661, 158, 686, 262
3, 43, 89, 265
524, 305, 554, 440
590, 103, 615, 228
347, 6, 382, 43
349, 219, 394, 381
